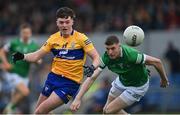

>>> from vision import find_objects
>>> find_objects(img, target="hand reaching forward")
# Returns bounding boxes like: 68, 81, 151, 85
12, 52, 24, 63
70, 98, 81, 112
160, 79, 169, 88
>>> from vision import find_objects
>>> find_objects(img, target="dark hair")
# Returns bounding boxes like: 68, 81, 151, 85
105, 35, 120, 45
20, 23, 31, 30
56, 7, 75, 19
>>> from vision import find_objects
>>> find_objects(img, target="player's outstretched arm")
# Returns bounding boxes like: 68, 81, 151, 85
87, 49, 100, 69
145, 55, 169, 88
12, 49, 47, 63
24, 49, 47, 62
70, 68, 102, 111
0, 48, 12, 70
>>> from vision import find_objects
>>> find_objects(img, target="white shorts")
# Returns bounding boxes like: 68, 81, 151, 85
109, 77, 149, 106
3, 72, 29, 90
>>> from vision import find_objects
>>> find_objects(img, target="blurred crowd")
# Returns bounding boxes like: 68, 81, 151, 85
0, 0, 180, 35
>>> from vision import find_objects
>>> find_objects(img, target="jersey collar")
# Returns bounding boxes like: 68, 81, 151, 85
20, 38, 32, 44
60, 30, 74, 37
120, 47, 123, 57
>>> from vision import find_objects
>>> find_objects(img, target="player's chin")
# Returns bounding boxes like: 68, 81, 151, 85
109, 56, 116, 59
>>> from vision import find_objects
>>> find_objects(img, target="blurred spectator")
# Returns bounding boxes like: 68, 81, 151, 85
164, 41, 180, 75
163, 41, 180, 110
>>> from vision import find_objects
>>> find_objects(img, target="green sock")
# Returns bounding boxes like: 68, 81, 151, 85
7, 103, 16, 110
11, 103, 16, 110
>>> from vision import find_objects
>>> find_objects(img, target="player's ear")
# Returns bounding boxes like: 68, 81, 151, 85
56, 20, 58, 26
72, 18, 74, 25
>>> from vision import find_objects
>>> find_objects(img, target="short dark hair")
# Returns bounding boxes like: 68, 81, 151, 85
56, 7, 75, 19
20, 23, 31, 30
105, 35, 120, 45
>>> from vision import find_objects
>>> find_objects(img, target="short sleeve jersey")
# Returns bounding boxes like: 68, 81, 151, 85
100, 45, 148, 87
41, 30, 95, 83
4, 38, 39, 77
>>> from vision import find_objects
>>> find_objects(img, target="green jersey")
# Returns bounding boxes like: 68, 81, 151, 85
4, 38, 39, 78
100, 45, 148, 87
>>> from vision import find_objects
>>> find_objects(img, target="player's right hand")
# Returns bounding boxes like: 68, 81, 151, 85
12, 52, 24, 63
70, 98, 81, 112
1, 62, 12, 71
83, 65, 95, 77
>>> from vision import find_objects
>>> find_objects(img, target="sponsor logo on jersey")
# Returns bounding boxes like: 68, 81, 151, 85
59, 50, 68, 55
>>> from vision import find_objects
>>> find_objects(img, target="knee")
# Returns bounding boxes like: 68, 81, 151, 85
35, 106, 50, 114
17, 85, 30, 97
22, 88, 30, 97
103, 106, 110, 114
103, 105, 115, 114
35, 108, 44, 114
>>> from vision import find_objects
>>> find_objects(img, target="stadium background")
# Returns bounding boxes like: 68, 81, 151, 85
0, 0, 180, 114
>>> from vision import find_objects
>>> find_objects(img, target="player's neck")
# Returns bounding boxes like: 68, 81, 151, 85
62, 34, 70, 38
21, 38, 29, 44
116, 47, 122, 58
61, 28, 73, 38
119, 47, 123, 57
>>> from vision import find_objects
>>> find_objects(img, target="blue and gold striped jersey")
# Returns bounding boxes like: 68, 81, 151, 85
41, 30, 95, 83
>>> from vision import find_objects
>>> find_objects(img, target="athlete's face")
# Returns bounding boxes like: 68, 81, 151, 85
56, 16, 73, 36
20, 28, 32, 41
105, 43, 120, 59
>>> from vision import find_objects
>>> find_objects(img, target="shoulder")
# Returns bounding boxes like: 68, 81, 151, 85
30, 40, 39, 47
9, 38, 20, 45
74, 30, 88, 40
50, 31, 60, 38
47, 31, 60, 42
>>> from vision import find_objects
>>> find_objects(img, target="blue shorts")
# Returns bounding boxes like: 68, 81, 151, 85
42, 72, 80, 104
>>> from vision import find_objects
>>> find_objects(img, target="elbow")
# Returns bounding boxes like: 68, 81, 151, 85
153, 58, 162, 67
156, 58, 162, 64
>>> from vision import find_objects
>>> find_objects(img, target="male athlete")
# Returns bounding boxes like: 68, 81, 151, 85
70, 35, 169, 114
12, 7, 99, 114
0, 23, 39, 113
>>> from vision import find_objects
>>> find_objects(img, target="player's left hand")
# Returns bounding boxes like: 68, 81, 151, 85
160, 79, 169, 88
83, 65, 95, 77
70, 98, 81, 112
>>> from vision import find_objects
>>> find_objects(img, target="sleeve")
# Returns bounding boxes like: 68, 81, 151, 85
79, 34, 95, 52
3, 42, 11, 52
99, 54, 107, 70
128, 49, 146, 64
40, 36, 53, 53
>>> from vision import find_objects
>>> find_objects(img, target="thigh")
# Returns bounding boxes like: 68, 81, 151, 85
105, 96, 129, 114
103, 94, 115, 111
103, 83, 123, 111
15, 82, 29, 96
35, 91, 64, 114
108, 83, 123, 98
120, 81, 149, 106
36, 93, 48, 109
